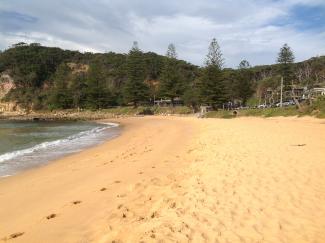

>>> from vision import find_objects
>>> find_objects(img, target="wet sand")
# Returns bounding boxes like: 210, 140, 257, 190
0, 116, 324, 242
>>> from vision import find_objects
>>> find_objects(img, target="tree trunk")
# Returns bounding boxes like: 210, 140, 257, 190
171, 97, 175, 107
291, 80, 302, 111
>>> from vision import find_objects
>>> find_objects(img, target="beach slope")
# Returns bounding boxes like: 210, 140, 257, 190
0, 116, 325, 243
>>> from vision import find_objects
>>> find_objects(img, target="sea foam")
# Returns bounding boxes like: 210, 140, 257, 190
0, 122, 119, 164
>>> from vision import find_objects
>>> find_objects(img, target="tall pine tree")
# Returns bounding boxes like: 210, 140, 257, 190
277, 43, 295, 90
159, 43, 182, 106
235, 60, 254, 106
123, 42, 149, 107
205, 38, 224, 69
201, 38, 227, 107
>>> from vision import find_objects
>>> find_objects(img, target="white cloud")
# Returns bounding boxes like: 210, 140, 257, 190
0, 0, 324, 67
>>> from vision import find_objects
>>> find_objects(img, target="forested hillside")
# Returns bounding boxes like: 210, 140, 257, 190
0, 42, 198, 110
0, 41, 324, 111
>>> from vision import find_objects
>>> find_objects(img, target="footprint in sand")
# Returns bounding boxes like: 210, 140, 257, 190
103, 160, 114, 165
46, 214, 57, 220
72, 200, 82, 205
9, 232, 24, 239
100, 187, 107, 191
151, 211, 159, 218
292, 144, 306, 147
114, 180, 121, 184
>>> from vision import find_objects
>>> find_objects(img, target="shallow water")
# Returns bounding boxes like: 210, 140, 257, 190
0, 120, 120, 177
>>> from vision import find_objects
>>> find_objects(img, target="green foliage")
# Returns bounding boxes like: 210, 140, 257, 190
0, 43, 197, 110
204, 110, 236, 119
83, 63, 114, 109
166, 43, 177, 59
308, 96, 325, 118
123, 43, 150, 107
205, 99, 325, 119
159, 44, 183, 105
1, 43, 324, 112
246, 97, 259, 107
277, 44, 295, 64
201, 65, 227, 106
200, 38, 227, 107
182, 85, 201, 111
234, 60, 254, 105
244, 107, 299, 117
153, 106, 192, 114
47, 63, 73, 109
277, 43, 295, 89
205, 38, 224, 69
205, 107, 300, 118
0, 44, 80, 88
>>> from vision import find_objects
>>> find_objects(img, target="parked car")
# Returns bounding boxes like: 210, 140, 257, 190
257, 104, 267, 109
275, 100, 295, 107
235, 106, 250, 110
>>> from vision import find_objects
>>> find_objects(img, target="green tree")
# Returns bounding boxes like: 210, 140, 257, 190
200, 38, 227, 107
238, 60, 250, 69
48, 63, 72, 109
205, 38, 224, 69
123, 42, 149, 107
84, 63, 113, 109
159, 43, 182, 106
182, 82, 201, 111
235, 60, 254, 105
277, 43, 295, 89
70, 73, 87, 109
166, 43, 177, 59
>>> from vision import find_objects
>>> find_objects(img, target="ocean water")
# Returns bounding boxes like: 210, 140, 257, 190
0, 120, 120, 177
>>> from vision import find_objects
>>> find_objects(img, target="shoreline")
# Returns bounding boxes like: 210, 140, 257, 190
0, 120, 121, 178
0, 106, 195, 121
0, 119, 121, 179
0, 116, 325, 242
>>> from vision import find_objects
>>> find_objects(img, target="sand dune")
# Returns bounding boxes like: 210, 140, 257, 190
0, 116, 325, 242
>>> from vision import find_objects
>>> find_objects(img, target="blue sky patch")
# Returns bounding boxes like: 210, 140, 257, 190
272, 4, 325, 32
0, 10, 38, 31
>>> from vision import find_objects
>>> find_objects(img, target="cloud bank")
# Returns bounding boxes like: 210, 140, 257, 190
0, 0, 324, 67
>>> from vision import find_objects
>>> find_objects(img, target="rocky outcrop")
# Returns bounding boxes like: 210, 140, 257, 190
67, 63, 89, 74
0, 73, 23, 113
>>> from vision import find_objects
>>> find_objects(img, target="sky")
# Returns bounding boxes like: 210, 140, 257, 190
0, 0, 324, 67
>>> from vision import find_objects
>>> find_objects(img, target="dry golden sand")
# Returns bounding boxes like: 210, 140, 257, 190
0, 116, 325, 243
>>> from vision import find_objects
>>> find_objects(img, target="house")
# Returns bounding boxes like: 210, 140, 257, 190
154, 97, 183, 106
303, 87, 325, 99
280, 86, 306, 102
311, 88, 325, 97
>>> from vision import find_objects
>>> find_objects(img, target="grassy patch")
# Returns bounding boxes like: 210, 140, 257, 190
152, 106, 193, 115
244, 107, 300, 117
205, 110, 237, 119
205, 106, 309, 119
205, 98, 325, 119
98, 106, 193, 115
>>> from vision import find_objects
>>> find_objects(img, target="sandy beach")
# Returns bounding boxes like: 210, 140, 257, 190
0, 116, 325, 243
